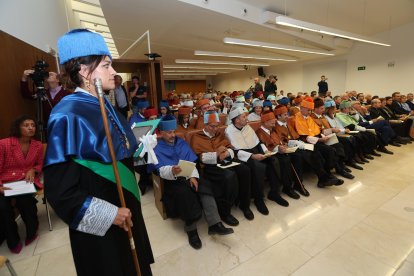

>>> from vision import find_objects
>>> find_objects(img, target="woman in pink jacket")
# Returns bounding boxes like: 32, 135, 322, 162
0, 115, 43, 254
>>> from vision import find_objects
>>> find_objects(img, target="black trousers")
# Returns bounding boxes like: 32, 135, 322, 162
202, 165, 239, 217
337, 136, 355, 163
263, 156, 283, 197
314, 142, 336, 172
242, 158, 266, 200
298, 149, 331, 181
0, 195, 38, 249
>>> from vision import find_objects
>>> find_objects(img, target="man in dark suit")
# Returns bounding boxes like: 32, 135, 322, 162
407, 93, 414, 110
391, 92, 414, 116
369, 99, 412, 140
264, 75, 277, 99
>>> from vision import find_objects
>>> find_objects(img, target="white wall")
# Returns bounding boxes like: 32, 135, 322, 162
212, 21, 414, 97
0, 0, 70, 52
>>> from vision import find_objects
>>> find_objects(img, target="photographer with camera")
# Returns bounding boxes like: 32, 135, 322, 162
21, 63, 70, 138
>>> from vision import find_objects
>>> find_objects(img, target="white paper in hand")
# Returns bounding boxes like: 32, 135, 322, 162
3, 181, 36, 197
176, 160, 196, 178
306, 136, 319, 144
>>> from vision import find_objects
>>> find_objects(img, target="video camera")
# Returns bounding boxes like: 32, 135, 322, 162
30, 60, 49, 88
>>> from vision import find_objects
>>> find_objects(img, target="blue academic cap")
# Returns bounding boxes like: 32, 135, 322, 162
245, 92, 252, 99
57, 29, 111, 64
136, 100, 149, 109
158, 114, 177, 131
159, 100, 170, 109
263, 100, 273, 107
277, 97, 289, 105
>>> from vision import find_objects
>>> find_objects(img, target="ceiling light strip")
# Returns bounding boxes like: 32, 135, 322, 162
194, 50, 296, 61
175, 59, 270, 66
223, 37, 334, 56
275, 15, 391, 47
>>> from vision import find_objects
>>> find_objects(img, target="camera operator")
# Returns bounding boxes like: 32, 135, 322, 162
21, 69, 70, 125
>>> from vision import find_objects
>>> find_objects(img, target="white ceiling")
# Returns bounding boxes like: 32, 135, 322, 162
90, 0, 414, 76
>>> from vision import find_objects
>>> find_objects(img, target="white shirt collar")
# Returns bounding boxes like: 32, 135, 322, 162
277, 120, 287, 127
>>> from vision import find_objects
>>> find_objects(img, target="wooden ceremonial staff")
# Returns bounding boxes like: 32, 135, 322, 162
95, 78, 141, 276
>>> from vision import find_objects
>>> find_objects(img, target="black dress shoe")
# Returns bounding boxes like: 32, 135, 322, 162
283, 188, 300, 199
317, 176, 337, 188
346, 162, 363, 170
370, 150, 381, 157
208, 222, 234, 236
267, 194, 289, 207
389, 141, 401, 147
377, 147, 393, 155
187, 229, 202, 249
359, 156, 369, 163
337, 170, 355, 179
329, 175, 345, 185
343, 166, 352, 173
294, 185, 310, 197
241, 207, 254, 220
363, 154, 374, 160
354, 157, 365, 164
221, 214, 239, 226
254, 199, 270, 214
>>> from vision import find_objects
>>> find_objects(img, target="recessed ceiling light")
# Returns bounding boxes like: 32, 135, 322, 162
175, 59, 270, 66
194, 50, 296, 61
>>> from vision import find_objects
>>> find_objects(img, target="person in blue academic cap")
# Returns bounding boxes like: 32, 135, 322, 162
147, 115, 233, 250
129, 100, 150, 127
43, 29, 154, 275
159, 100, 170, 117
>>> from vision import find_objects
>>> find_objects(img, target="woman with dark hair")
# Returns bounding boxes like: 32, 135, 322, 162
176, 106, 192, 132
43, 29, 153, 275
0, 115, 43, 254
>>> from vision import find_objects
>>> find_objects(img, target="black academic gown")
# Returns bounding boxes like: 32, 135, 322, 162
44, 158, 154, 276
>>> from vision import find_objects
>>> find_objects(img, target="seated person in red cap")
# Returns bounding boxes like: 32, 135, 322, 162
274, 105, 341, 189
177, 107, 192, 132
147, 115, 233, 250
256, 91, 264, 100
256, 111, 308, 198
225, 107, 288, 213
191, 111, 254, 223
294, 98, 344, 187
190, 99, 212, 129
143, 106, 158, 121
310, 98, 355, 180
129, 100, 149, 127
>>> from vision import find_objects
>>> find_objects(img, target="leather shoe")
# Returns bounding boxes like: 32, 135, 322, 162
241, 207, 254, 220
370, 151, 381, 157
346, 162, 363, 170
294, 185, 310, 197
337, 170, 355, 179
283, 188, 300, 199
267, 194, 289, 207
354, 157, 365, 164
343, 166, 352, 173
363, 154, 374, 160
389, 141, 401, 147
254, 199, 270, 214
221, 214, 239, 226
187, 230, 202, 250
377, 147, 393, 155
317, 176, 337, 188
208, 222, 234, 236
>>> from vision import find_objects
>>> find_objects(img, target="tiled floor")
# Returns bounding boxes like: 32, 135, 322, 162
1, 143, 414, 276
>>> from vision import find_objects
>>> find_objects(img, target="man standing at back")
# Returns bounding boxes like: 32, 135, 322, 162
317, 75, 328, 97
113, 75, 129, 119
264, 75, 277, 99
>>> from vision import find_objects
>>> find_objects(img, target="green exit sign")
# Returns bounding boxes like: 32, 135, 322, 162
358, 66, 366, 71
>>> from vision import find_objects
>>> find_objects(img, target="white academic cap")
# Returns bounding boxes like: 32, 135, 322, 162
229, 107, 245, 120
203, 93, 212, 99
267, 95, 276, 101
252, 100, 264, 108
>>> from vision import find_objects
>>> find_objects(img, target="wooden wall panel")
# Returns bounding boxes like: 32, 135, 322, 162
174, 80, 206, 95
0, 31, 57, 138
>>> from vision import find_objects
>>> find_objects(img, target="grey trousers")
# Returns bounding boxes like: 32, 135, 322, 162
184, 193, 221, 232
